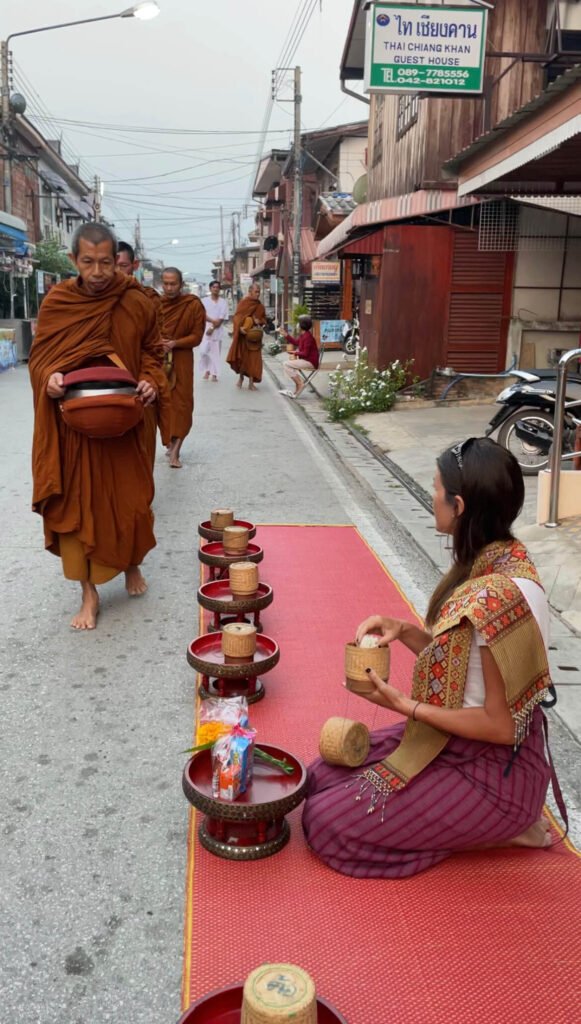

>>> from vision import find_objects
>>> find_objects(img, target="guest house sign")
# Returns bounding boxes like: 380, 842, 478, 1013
364, 3, 487, 95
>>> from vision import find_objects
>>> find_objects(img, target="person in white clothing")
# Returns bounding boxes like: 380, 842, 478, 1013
200, 281, 229, 381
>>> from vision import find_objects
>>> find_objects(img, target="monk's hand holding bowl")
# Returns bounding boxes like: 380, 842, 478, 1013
356, 615, 402, 647
161, 338, 175, 352
47, 372, 66, 399
136, 380, 157, 406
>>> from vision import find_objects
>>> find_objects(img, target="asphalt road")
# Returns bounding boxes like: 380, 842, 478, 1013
1, 353, 578, 1024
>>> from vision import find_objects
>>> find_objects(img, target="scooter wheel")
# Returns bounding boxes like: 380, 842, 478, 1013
342, 332, 358, 356
497, 409, 554, 475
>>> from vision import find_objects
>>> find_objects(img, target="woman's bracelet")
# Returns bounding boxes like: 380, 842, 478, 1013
412, 701, 421, 721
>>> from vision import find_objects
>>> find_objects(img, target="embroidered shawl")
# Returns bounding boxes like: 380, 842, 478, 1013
362, 540, 551, 805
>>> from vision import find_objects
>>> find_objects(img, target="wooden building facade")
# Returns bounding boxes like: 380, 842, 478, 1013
330, 0, 559, 378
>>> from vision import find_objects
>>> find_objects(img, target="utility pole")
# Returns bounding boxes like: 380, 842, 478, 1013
291, 65, 302, 311
1, 39, 13, 214
219, 204, 226, 281
93, 175, 102, 222
231, 212, 238, 302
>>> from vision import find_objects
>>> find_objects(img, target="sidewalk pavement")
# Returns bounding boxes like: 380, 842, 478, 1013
267, 350, 581, 747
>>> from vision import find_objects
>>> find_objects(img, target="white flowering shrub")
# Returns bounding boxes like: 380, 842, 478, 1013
325, 348, 412, 422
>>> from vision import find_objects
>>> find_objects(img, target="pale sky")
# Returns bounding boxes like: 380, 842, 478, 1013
3, 0, 367, 277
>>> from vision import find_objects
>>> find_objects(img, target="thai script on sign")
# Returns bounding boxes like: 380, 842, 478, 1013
393, 13, 478, 39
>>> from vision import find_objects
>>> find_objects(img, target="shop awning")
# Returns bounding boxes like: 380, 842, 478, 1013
0, 211, 28, 254
316, 189, 478, 258
445, 65, 581, 197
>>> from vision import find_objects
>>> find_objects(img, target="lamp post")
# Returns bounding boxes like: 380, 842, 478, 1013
1, 2, 160, 213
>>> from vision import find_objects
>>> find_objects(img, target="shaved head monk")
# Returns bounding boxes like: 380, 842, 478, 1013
159, 268, 205, 468
116, 241, 171, 468
29, 222, 167, 630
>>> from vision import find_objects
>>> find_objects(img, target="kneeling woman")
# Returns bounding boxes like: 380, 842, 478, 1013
303, 438, 557, 878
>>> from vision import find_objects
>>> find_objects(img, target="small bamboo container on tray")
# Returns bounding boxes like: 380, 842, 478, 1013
222, 524, 250, 555
210, 508, 234, 529
229, 561, 259, 597
221, 622, 257, 663
319, 717, 370, 768
344, 634, 390, 696
241, 963, 317, 1024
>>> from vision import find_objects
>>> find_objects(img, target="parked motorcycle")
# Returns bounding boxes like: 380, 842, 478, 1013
486, 368, 581, 474
341, 315, 359, 356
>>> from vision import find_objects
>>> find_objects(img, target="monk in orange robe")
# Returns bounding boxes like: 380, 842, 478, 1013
159, 267, 205, 468
29, 223, 168, 631
226, 282, 267, 391
115, 241, 171, 467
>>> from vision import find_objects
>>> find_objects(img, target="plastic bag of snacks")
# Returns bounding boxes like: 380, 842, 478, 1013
212, 724, 257, 801
196, 696, 249, 746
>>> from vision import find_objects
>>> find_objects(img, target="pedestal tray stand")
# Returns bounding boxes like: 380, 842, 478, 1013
198, 580, 274, 633
187, 633, 279, 704
182, 743, 307, 861
176, 983, 347, 1023
198, 542, 264, 582
198, 519, 257, 544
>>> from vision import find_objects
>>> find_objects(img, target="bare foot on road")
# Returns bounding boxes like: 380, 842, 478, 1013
71, 586, 99, 630
125, 565, 148, 596
248, 382, 257, 391
169, 455, 182, 468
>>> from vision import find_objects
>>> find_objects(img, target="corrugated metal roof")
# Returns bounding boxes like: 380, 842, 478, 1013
445, 64, 581, 173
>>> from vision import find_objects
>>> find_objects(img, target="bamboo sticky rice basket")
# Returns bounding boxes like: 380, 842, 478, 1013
241, 963, 317, 1024
210, 508, 234, 529
229, 561, 260, 597
223, 524, 250, 555
221, 622, 257, 660
344, 639, 390, 695
319, 717, 370, 768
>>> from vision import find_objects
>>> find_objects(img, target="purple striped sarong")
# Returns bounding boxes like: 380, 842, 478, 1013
302, 709, 551, 878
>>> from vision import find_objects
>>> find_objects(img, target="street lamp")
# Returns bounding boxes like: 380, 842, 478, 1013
1, 3, 161, 212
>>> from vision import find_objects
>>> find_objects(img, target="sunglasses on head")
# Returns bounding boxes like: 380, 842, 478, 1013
450, 437, 476, 470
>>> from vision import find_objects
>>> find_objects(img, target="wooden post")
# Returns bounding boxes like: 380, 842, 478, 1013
342, 258, 353, 320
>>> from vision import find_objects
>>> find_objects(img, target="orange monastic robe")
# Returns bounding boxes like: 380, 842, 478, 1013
160, 293, 205, 440
136, 282, 171, 464
29, 272, 167, 572
226, 297, 267, 383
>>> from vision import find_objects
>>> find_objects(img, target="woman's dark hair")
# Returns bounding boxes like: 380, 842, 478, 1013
425, 437, 525, 626
298, 315, 312, 331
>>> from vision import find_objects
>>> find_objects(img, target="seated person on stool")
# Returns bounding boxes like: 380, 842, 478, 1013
281, 316, 320, 397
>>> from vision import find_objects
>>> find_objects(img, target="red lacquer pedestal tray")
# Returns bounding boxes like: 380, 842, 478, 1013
177, 983, 347, 1023
198, 580, 274, 633
182, 743, 307, 861
198, 541, 264, 582
198, 519, 257, 544
187, 633, 279, 704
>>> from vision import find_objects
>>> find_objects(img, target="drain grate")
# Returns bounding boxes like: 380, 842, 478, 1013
557, 665, 579, 672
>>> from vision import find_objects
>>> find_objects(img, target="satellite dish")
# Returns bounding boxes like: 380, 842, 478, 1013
263, 235, 279, 252
353, 174, 368, 205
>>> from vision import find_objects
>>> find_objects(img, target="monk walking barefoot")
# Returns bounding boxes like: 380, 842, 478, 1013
159, 268, 205, 469
29, 223, 167, 630
226, 283, 266, 390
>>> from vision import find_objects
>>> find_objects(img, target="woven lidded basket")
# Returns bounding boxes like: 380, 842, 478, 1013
223, 525, 250, 555
210, 508, 234, 529
229, 561, 259, 596
344, 640, 390, 696
241, 963, 317, 1024
319, 717, 370, 768
222, 622, 257, 660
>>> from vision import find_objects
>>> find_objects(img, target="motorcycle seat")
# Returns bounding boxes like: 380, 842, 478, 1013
527, 368, 581, 384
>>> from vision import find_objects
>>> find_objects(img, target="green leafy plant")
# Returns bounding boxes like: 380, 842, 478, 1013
33, 236, 77, 278
291, 303, 310, 329
324, 348, 413, 422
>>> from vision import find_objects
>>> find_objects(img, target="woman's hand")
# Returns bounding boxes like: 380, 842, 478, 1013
47, 372, 65, 399
351, 669, 408, 713
355, 615, 403, 647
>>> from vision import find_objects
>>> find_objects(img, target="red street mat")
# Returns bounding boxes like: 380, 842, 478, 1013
183, 525, 580, 1023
